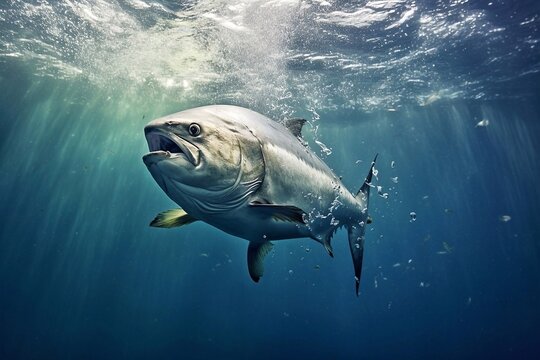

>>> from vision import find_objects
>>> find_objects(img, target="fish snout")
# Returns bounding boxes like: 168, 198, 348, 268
144, 122, 164, 136
144, 117, 181, 134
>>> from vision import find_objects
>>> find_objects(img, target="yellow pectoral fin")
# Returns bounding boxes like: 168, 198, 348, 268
150, 209, 198, 228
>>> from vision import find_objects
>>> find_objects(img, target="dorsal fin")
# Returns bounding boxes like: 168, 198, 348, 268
283, 118, 307, 138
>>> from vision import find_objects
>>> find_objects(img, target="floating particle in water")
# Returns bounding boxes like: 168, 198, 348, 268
315, 140, 332, 155
422, 93, 441, 106
355, 159, 363, 164
288, 269, 294, 275
200, 253, 209, 257
409, 211, 417, 222
283, 312, 290, 317
408, 259, 413, 264
475, 119, 489, 127
387, 301, 392, 309
392, 263, 401, 268
444, 208, 454, 214
377, 186, 389, 199
499, 215, 512, 222
391, 161, 396, 168
305, 247, 311, 253
314, 265, 320, 270
390, 176, 398, 183
437, 251, 448, 255
420, 282, 431, 288
466, 297, 472, 306
422, 195, 429, 200
443, 241, 453, 253
374, 277, 378, 288
372, 167, 379, 177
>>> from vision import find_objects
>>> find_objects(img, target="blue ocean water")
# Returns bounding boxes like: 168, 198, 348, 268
1, 0, 539, 359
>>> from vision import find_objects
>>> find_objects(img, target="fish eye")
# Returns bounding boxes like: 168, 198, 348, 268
188, 123, 201, 136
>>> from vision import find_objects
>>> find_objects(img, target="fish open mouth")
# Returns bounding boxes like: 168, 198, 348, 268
147, 132, 182, 153
143, 130, 200, 166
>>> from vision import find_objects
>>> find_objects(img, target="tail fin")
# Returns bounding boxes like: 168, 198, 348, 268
356, 153, 378, 199
349, 154, 378, 296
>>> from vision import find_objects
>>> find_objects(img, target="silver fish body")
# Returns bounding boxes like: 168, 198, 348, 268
143, 105, 376, 295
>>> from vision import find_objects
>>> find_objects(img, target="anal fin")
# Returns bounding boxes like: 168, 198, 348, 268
247, 241, 274, 282
322, 234, 334, 258
150, 209, 198, 228
310, 230, 335, 258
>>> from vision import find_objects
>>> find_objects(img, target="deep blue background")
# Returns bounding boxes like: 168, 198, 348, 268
1, 64, 539, 359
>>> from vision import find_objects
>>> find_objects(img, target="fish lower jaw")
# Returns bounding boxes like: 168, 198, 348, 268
142, 150, 171, 165
143, 150, 189, 164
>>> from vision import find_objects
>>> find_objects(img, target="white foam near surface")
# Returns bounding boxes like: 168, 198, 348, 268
0, 0, 534, 112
